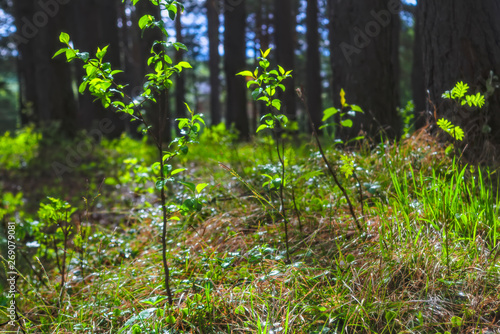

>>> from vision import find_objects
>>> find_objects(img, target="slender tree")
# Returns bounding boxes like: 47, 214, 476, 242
274, 0, 296, 121
224, 0, 249, 139
328, 0, 401, 140
206, 0, 221, 125
306, 0, 322, 132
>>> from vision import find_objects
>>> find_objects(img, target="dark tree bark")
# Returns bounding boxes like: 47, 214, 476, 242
206, 0, 221, 125
73, 0, 125, 137
306, 0, 322, 133
411, 2, 426, 129
274, 0, 296, 121
13, 0, 77, 136
224, 0, 249, 140
174, 4, 186, 135
419, 0, 500, 151
134, 0, 171, 142
329, 0, 401, 140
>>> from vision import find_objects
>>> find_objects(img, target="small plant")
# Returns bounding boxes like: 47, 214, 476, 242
237, 48, 293, 262
321, 88, 364, 144
297, 88, 362, 231
398, 100, 415, 137
36, 197, 77, 304
54, 0, 206, 304
437, 81, 486, 142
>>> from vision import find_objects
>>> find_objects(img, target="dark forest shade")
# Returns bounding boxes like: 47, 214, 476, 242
329, 0, 401, 140
175, 3, 186, 136
224, 0, 249, 140
306, 0, 322, 133
72, 0, 125, 138
274, 0, 297, 121
411, 3, 426, 129
14, 0, 77, 136
418, 0, 500, 146
135, 0, 170, 143
206, 0, 221, 126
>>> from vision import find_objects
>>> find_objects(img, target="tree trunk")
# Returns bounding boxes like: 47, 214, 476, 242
224, 0, 249, 140
419, 0, 500, 154
13, 0, 77, 136
274, 0, 296, 121
412, 1, 426, 129
73, 0, 125, 137
175, 4, 186, 136
306, 0, 322, 133
206, 0, 221, 125
134, 0, 171, 143
329, 0, 401, 140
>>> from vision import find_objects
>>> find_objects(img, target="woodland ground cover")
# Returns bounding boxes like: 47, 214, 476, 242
0, 125, 499, 333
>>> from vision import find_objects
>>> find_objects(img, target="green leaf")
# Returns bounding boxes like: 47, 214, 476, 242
59, 32, 70, 45
155, 180, 166, 191
437, 118, 464, 141
170, 168, 187, 176
52, 48, 68, 59
179, 181, 196, 193
452, 81, 469, 99
271, 99, 281, 111
340, 119, 353, 128
350, 104, 363, 113
177, 61, 192, 69
450, 316, 462, 327
261, 48, 271, 58
256, 124, 268, 133
278, 65, 285, 75
138, 15, 153, 29
237, 71, 255, 78
322, 107, 338, 121
196, 183, 209, 194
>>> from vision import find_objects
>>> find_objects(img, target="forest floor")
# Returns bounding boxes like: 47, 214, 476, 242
1, 126, 500, 333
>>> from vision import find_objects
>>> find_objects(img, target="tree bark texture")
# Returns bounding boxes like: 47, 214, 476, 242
224, 0, 249, 140
329, 0, 401, 140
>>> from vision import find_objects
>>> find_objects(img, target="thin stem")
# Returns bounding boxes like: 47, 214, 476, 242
291, 184, 303, 234
158, 92, 173, 305
297, 89, 362, 232
275, 130, 290, 263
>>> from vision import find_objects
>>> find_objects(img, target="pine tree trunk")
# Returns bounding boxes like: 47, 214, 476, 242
206, 0, 221, 125
274, 0, 297, 122
329, 0, 401, 140
224, 0, 249, 140
419, 0, 500, 154
73, 0, 124, 137
13, 0, 77, 136
306, 0, 322, 133
175, 4, 185, 136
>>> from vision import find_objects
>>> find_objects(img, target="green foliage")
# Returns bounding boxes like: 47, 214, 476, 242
398, 100, 415, 137
437, 81, 487, 142
320, 88, 364, 144
442, 81, 485, 108
238, 48, 293, 133
0, 125, 41, 170
53, 0, 205, 304
339, 155, 354, 179
437, 118, 465, 141
35, 197, 76, 261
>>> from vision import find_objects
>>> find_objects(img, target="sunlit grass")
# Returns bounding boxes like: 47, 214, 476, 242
1, 128, 500, 333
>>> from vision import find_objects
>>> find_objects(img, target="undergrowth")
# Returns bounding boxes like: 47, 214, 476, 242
1, 126, 499, 333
